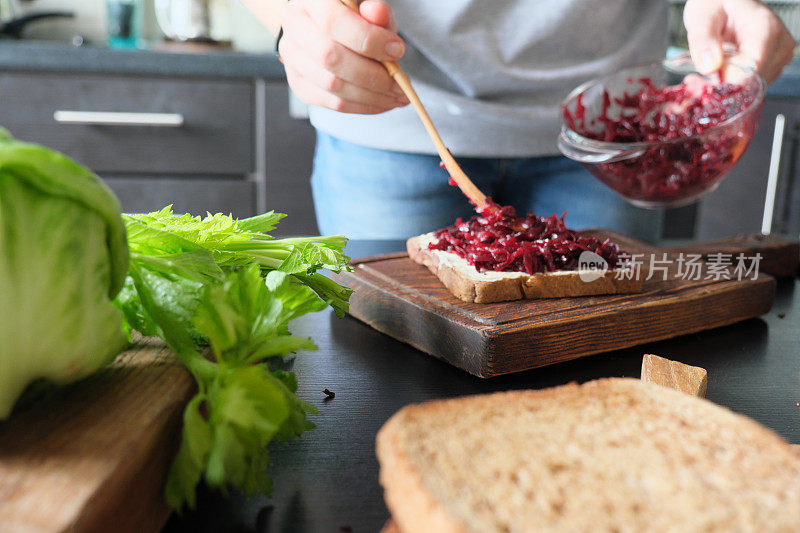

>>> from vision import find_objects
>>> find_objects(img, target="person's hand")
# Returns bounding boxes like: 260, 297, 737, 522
684, 0, 796, 84
277, 0, 409, 114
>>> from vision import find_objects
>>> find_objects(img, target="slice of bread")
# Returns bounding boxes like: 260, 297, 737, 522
641, 353, 708, 397
376, 378, 800, 533
407, 233, 643, 303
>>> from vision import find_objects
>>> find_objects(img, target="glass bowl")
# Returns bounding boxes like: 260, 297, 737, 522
557, 52, 765, 208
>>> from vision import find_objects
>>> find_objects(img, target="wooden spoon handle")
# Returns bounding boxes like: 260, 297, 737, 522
338, 0, 488, 208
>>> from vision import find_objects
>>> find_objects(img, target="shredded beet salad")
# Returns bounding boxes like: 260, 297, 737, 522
428, 200, 626, 275
563, 76, 755, 143
561, 75, 760, 202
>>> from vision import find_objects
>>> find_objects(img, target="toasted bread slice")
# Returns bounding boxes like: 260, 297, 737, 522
641, 353, 708, 397
407, 233, 643, 303
376, 378, 800, 533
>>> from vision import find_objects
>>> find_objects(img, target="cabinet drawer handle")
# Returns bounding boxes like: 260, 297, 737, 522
53, 110, 185, 127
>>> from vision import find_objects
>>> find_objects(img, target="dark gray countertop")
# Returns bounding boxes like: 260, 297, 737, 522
0, 41, 285, 80
163, 239, 800, 533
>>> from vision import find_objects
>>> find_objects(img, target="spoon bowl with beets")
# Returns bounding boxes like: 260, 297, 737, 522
558, 51, 765, 208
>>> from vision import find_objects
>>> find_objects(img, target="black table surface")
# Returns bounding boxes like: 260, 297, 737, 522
164, 239, 800, 533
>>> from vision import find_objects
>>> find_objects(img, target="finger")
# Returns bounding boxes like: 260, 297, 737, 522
779, 33, 798, 72
735, 11, 794, 83
758, 33, 795, 83
302, 0, 405, 61
359, 0, 397, 32
285, 66, 397, 115
713, 0, 796, 83
281, 8, 403, 97
280, 36, 409, 109
684, 0, 726, 74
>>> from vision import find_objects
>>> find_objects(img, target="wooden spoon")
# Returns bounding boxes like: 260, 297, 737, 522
339, 0, 490, 209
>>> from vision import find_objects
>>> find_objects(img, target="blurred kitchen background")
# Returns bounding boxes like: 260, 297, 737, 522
10, 0, 274, 50
0, 0, 798, 238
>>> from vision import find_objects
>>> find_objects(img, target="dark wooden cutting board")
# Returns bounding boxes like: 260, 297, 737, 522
335, 231, 787, 378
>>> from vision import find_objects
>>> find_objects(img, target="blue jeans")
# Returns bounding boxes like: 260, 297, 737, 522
311, 132, 663, 242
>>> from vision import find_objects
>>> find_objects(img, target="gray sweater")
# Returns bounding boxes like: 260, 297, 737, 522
309, 0, 669, 157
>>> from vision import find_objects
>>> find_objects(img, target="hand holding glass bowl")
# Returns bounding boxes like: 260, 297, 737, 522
558, 52, 765, 208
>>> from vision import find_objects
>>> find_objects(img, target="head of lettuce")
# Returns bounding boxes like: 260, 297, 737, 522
0, 130, 128, 418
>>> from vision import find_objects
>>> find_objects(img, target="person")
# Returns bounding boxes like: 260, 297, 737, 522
242, 0, 796, 240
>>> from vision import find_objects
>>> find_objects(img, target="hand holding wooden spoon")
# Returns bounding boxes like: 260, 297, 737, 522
272, 0, 409, 115
338, 0, 491, 210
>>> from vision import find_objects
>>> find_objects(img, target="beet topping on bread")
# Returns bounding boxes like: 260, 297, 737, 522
428, 199, 627, 275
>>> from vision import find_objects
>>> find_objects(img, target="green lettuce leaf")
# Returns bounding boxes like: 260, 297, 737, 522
122, 207, 352, 314
0, 133, 128, 418
116, 207, 353, 509
164, 265, 321, 510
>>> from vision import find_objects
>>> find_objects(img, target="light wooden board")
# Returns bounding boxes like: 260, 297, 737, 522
0, 335, 194, 533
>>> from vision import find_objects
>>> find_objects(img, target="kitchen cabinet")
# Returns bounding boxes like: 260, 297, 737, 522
261, 83, 319, 236
0, 44, 283, 220
101, 176, 257, 216
695, 97, 800, 240
0, 71, 261, 218
0, 73, 253, 175
0, 54, 319, 233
